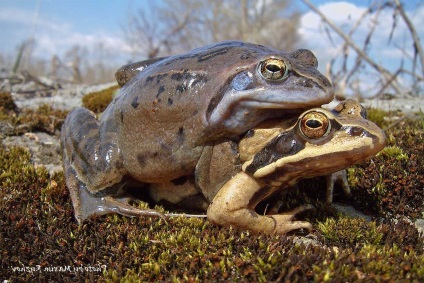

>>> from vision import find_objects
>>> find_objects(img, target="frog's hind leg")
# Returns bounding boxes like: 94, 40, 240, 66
63, 147, 165, 223
61, 108, 125, 191
64, 164, 165, 223
61, 108, 164, 223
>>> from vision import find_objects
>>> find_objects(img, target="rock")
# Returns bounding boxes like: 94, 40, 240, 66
2, 132, 62, 174
11, 82, 118, 111
415, 219, 424, 236
332, 203, 372, 221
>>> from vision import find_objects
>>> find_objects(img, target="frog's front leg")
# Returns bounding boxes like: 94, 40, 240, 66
61, 108, 164, 223
207, 172, 313, 234
266, 169, 352, 215
325, 170, 351, 203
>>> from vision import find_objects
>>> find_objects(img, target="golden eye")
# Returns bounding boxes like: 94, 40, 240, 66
300, 111, 330, 139
259, 58, 288, 80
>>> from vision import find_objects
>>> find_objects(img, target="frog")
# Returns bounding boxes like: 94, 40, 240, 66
61, 40, 334, 224
206, 99, 386, 234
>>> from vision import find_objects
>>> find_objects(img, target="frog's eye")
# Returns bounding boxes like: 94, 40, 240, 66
259, 58, 288, 80
300, 111, 330, 139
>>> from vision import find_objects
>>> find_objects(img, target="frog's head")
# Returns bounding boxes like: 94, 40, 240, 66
240, 99, 386, 186
207, 44, 334, 134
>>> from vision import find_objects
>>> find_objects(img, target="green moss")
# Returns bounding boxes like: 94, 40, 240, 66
1, 107, 423, 281
380, 145, 409, 161
82, 85, 119, 113
317, 217, 384, 247
0, 103, 68, 135
0, 91, 19, 113
347, 116, 423, 218
366, 107, 387, 128
18, 104, 68, 134
419, 109, 424, 130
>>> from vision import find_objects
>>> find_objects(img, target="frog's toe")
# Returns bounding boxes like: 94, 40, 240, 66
269, 204, 314, 234
270, 204, 315, 234
272, 220, 313, 234
101, 196, 167, 221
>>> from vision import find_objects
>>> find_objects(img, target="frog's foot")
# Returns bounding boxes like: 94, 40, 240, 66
325, 169, 351, 203
208, 172, 313, 234
267, 204, 314, 234
69, 174, 165, 224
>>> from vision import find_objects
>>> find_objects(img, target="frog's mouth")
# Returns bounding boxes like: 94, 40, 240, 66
207, 76, 333, 135
233, 86, 332, 114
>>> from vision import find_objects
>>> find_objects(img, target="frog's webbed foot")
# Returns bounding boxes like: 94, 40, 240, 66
72, 181, 166, 224
207, 172, 313, 235
325, 169, 351, 203
63, 161, 165, 224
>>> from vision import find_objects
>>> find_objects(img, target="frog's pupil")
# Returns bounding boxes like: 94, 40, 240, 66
266, 64, 281, 72
306, 119, 322, 128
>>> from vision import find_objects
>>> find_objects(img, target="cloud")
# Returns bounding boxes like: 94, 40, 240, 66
298, 2, 372, 62
299, 1, 424, 64
34, 31, 132, 62
0, 6, 70, 33
0, 6, 132, 66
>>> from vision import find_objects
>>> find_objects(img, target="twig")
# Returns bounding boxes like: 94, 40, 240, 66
301, 0, 403, 94
165, 213, 207, 218
394, 0, 424, 77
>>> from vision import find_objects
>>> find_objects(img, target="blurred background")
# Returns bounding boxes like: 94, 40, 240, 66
1, 0, 422, 98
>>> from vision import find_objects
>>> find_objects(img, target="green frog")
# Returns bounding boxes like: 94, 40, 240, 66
61, 41, 335, 227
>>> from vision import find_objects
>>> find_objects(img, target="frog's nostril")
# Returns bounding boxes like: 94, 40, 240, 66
300, 78, 314, 88
346, 126, 364, 137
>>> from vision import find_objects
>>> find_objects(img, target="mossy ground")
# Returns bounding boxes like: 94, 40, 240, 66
0, 97, 423, 282
82, 85, 119, 114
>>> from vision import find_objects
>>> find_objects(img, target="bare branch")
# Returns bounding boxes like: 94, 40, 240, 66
393, 0, 424, 77
301, 0, 403, 94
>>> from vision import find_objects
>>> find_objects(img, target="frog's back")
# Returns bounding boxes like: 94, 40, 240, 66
119, 41, 281, 118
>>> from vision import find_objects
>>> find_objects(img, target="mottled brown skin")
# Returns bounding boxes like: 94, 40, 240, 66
61, 41, 335, 227
207, 100, 386, 234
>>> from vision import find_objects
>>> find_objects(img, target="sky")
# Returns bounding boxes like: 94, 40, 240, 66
0, 0, 423, 92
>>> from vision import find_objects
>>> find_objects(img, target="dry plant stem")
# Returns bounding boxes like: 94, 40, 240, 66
165, 213, 207, 218
328, 4, 375, 94
301, 0, 402, 94
394, 0, 424, 77
376, 69, 401, 98
345, 5, 381, 88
